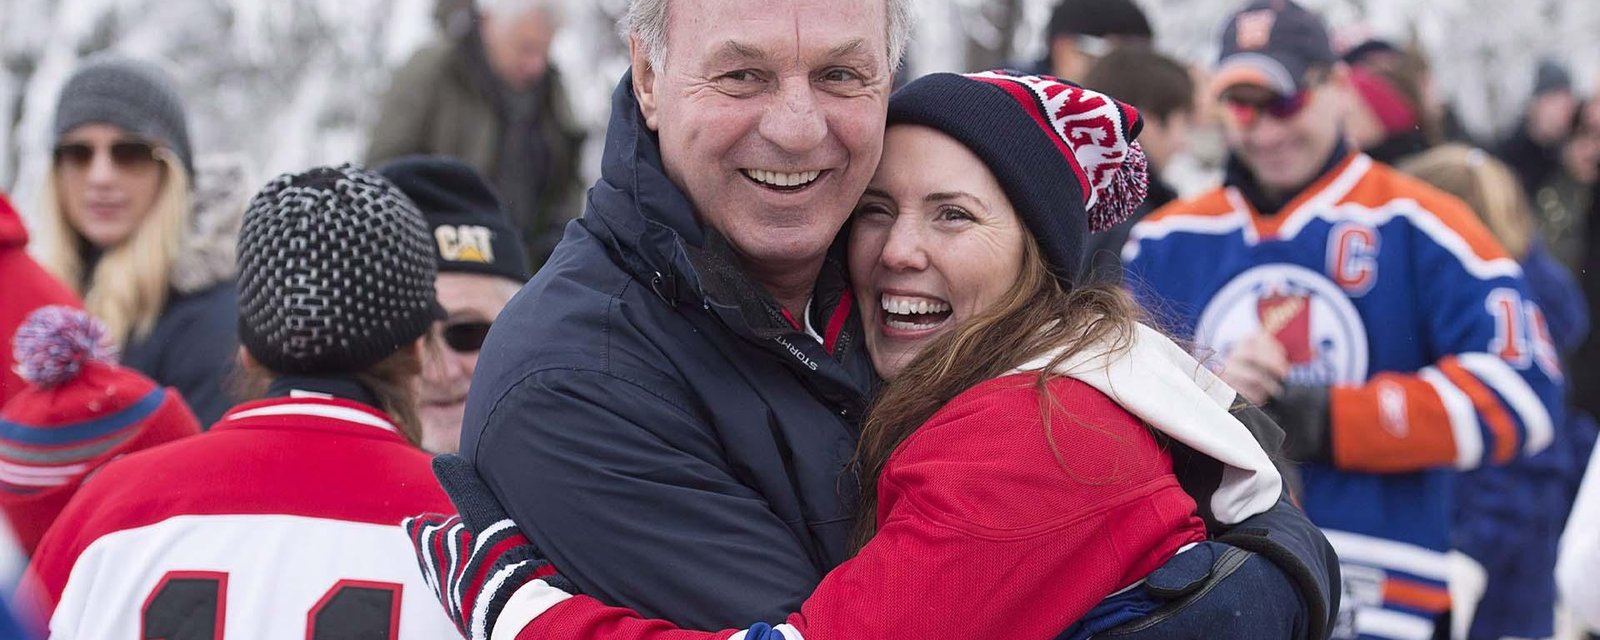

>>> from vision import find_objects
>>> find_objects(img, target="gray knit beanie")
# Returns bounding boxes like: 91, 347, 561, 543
236, 164, 440, 375
52, 55, 195, 178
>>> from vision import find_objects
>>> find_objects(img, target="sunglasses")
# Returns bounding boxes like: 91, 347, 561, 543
52, 140, 160, 170
440, 321, 493, 353
1222, 90, 1316, 127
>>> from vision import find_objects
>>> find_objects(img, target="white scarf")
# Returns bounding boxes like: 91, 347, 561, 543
1011, 322, 1283, 525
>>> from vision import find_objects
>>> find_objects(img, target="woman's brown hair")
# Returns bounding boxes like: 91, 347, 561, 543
232, 343, 427, 447
850, 228, 1147, 550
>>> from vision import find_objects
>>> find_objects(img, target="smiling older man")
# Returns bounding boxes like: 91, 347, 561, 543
418, 1, 1340, 638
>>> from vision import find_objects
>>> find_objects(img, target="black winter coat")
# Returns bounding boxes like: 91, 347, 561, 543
461, 73, 876, 629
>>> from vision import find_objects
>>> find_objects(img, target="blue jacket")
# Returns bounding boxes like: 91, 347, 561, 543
123, 282, 237, 428
463, 73, 1340, 637
461, 73, 876, 629
1456, 241, 1595, 640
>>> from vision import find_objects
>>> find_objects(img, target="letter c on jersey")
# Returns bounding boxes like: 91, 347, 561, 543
1328, 222, 1379, 295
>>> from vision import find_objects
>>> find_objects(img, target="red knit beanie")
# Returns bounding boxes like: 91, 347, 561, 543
1349, 67, 1418, 137
0, 306, 200, 554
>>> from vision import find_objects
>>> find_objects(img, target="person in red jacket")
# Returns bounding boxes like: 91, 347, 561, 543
0, 191, 80, 408
409, 72, 1329, 640
23, 164, 458, 638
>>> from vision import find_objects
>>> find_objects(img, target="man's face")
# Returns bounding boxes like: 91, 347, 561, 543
1049, 37, 1095, 83
1138, 109, 1194, 172
632, 0, 893, 276
1219, 73, 1344, 197
419, 272, 519, 454
482, 9, 556, 91
1529, 90, 1577, 146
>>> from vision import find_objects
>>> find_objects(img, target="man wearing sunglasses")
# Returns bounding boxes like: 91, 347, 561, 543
1123, 2, 1565, 639
379, 156, 529, 454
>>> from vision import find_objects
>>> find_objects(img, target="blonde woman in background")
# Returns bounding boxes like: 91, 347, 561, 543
1404, 144, 1594, 640
34, 55, 245, 426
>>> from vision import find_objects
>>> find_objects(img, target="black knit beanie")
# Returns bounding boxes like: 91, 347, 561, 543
53, 55, 195, 178
887, 70, 1149, 288
236, 164, 439, 375
376, 155, 531, 283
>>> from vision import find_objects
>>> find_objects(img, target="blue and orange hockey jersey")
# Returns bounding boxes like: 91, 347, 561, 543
1123, 153, 1565, 640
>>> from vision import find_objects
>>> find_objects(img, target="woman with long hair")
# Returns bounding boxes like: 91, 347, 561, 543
411, 72, 1330, 640
25, 165, 460, 637
1403, 145, 1592, 640
33, 55, 242, 426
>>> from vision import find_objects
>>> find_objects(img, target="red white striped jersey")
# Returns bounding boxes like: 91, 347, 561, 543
23, 396, 459, 639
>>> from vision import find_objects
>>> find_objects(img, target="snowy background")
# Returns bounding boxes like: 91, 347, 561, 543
3, 0, 1600, 219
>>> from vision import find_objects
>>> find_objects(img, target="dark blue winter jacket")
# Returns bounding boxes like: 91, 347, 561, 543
1455, 240, 1596, 640
123, 282, 237, 427
461, 72, 876, 629
463, 72, 1340, 636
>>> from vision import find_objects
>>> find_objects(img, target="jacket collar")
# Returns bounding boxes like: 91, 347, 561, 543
581, 71, 860, 351
213, 396, 402, 438
265, 374, 382, 408
579, 71, 873, 401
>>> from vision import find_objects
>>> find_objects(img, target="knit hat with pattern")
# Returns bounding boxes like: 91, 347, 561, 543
236, 164, 439, 374
887, 70, 1149, 288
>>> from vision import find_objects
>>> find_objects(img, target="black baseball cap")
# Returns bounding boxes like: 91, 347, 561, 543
376, 155, 532, 285
1212, 0, 1336, 97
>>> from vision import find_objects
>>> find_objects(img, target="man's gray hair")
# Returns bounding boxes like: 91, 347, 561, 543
623, 0, 914, 73
479, 0, 564, 26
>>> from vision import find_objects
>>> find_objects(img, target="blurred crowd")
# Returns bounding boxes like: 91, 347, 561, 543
0, 0, 1598, 639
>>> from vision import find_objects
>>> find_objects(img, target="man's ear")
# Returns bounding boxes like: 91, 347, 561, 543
630, 36, 662, 131
1324, 62, 1357, 118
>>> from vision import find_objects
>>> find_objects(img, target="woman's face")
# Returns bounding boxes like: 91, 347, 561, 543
849, 124, 1028, 381
55, 123, 165, 249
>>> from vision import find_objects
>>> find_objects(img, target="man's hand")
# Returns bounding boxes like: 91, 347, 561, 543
1219, 332, 1290, 406
405, 454, 576, 640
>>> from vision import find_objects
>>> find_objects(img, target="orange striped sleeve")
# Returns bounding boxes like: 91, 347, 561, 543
1383, 577, 1451, 614
1330, 373, 1457, 473
1438, 356, 1520, 464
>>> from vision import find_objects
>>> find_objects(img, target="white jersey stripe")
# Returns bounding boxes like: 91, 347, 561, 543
1338, 200, 1522, 281
1279, 154, 1374, 229
1418, 366, 1484, 469
1357, 608, 1436, 640
226, 403, 398, 434
1125, 154, 1524, 283
1456, 352, 1555, 455
1122, 208, 1251, 262
1322, 529, 1451, 582
491, 578, 575, 640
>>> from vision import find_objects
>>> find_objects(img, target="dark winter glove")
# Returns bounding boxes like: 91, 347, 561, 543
404, 454, 577, 640
1264, 384, 1332, 464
